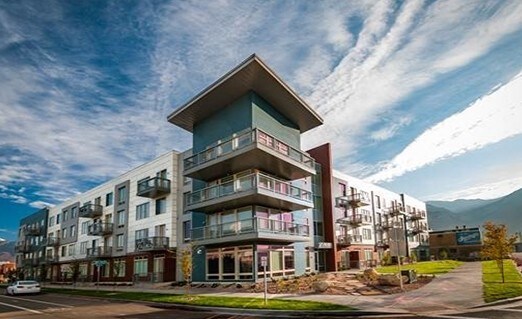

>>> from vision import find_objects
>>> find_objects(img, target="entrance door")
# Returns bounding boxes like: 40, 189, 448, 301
349, 251, 360, 269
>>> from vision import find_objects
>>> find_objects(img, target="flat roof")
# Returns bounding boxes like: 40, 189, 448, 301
167, 54, 323, 133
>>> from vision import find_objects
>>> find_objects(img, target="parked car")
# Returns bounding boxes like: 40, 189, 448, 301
5, 280, 41, 295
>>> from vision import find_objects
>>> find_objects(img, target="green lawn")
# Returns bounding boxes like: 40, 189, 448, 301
43, 288, 351, 311
375, 260, 463, 275
482, 260, 522, 303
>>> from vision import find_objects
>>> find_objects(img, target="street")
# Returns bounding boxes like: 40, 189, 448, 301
2, 288, 522, 318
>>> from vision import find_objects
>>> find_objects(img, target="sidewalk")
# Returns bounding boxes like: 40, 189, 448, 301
46, 262, 484, 314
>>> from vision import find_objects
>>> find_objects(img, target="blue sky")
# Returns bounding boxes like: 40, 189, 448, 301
1, 0, 521, 241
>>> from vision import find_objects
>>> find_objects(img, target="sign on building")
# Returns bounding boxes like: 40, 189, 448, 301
456, 230, 481, 245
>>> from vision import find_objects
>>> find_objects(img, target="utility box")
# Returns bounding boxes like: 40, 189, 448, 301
401, 269, 417, 283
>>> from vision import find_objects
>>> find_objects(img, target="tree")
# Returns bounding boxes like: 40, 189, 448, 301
481, 221, 517, 283
68, 260, 82, 287
180, 246, 193, 298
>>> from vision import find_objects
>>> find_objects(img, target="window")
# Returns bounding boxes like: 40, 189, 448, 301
313, 221, 324, 236
61, 246, 66, 257
135, 228, 149, 240
80, 241, 88, 254
56, 214, 61, 225
117, 210, 125, 227
363, 228, 372, 240
375, 195, 381, 209
106, 192, 113, 206
136, 203, 150, 220
155, 198, 166, 215
70, 225, 76, 237
114, 259, 126, 277
116, 234, 125, 249
118, 186, 127, 204
68, 244, 75, 256
339, 183, 347, 196
49, 216, 55, 227
71, 206, 78, 219
81, 221, 89, 235
155, 224, 166, 237
183, 221, 191, 242
63, 210, 69, 222
134, 257, 148, 276
62, 228, 67, 239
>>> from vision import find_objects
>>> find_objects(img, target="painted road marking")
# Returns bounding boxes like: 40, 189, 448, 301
0, 300, 43, 314
0, 295, 74, 308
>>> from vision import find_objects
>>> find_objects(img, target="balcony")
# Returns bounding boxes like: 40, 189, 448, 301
185, 172, 313, 213
44, 255, 59, 263
88, 222, 114, 236
386, 206, 404, 217
336, 214, 372, 227
135, 236, 169, 252
15, 242, 33, 253
336, 234, 363, 247
24, 225, 44, 236
375, 221, 393, 231
376, 240, 389, 249
79, 203, 103, 219
183, 128, 315, 182
191, 217, 310, 246
409, 224, 428, 235
45, 237, 60, 247
336, 193, 371, 208
408, 212, 424, 221
86, 246, 112, 258
137, 177, 171, 198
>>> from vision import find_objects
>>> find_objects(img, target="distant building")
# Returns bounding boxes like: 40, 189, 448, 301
0, 261, 16, 283
15, 208, 49, 280
429, 226, 482, 260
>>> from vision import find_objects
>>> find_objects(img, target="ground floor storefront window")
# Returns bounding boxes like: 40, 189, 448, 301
206, 246, 253, 281
257, 245, 295, 279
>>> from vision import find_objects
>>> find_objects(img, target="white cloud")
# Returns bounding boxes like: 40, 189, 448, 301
368, 70, 522, 183
0, 192, 28, 204
29, 201, 55, 209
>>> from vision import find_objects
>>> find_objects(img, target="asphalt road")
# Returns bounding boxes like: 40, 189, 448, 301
2, 287, 522, 319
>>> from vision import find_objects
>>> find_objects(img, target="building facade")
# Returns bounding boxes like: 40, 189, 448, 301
15, 208, 48, 280
16, 55, 429, 283
429, 226, 482, 261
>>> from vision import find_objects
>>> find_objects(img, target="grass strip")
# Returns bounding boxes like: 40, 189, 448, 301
43, 287, 352, 310
375, 260, 463, 275
482, 259, 522, 303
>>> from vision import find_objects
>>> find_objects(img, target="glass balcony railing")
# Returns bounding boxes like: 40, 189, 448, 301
191, 217, 309, 241
79, 203, 103, 219
88, 222, 114, 236
185, 172, 312, 210
135, 236, 169, 251
137, 177, 171, 198
184, 128, 315, 174
86, 246, 112, 258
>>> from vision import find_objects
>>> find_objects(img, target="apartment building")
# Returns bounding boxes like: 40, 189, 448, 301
15, 207, 48, 279
16, 54, 429, 283
42, 151, 180, 283
308, 143, 429, 272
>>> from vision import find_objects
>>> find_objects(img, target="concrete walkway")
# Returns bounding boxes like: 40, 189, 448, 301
46, 262, 484, 314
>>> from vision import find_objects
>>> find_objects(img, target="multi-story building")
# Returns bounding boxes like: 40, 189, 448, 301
15, 208, 48, 280
168, 55, 322, 282
16, 54, 429, 283
308, 143, 429, 272
44, 151, 180, 283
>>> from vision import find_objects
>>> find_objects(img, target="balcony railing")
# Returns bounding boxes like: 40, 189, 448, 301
45, 237, 60, 247
191, 217, 310, 242
375, 221, 393, 231
79, 203, 103, 219
137, 177, 171, 198
24, 225, 44, 236
88, 222, 114, 236
135, 236, 169, 252
336, 234, 363, 246
336, 214, 372, 227
409, 224, 428, 235
183, 128, 315, 181
376, 240, 389, 249
86, 246, 112, 258
45, 255, 59, 263
185, 172, 313, 212
386, 206, 404, 217
408, 212, 424, 220
15, 242, 33, 253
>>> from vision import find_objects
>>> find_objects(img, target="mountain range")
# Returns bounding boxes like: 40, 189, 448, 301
0, 240, 15, 262
427, 188, 522, 233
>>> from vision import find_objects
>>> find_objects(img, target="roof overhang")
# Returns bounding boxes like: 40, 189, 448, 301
167, 54, 323, 133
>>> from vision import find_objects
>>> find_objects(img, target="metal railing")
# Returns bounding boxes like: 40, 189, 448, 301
86, 246, 112, 258
45, 237, 60, 247
137, 177, 171, 197
88, 222, 114, 236
79, 203, 103, 218
184, 128, 314, 171
24, 225, 44, 236
185, 172, 312, 207
337, 234, 363, 245
135, 236, 169, 251
191, 217, 309, 241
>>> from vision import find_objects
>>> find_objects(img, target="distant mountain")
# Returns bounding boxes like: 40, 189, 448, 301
0, 240, 15, 262
427, 188, 522, 232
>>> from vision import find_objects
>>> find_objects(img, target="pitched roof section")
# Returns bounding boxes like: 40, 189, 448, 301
167, 54, 323, 133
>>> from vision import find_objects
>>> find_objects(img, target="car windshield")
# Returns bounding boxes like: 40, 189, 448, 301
19, 281, 38, 285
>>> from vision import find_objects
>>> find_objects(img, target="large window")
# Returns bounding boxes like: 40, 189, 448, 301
257, 245, 295, 278
135, 228, 149, 240
68, 244, 75, 256
71, 206, 77, 219
70, 225, 76, 237
63, 210, 69, 222
363, 228, 372, 240
117, 210, 125, 227
49, 216, 55, 227
81, 221, 89, 235
118, 186, 127, 204
114, 259, 126, 277
116, 234, 125, 249
136, 203, 150, 220
80, 241, 87, 254
183, 221, 191, 242
134, 257, 148, 276
205, 246, 253, 281
155, 198, 166, 215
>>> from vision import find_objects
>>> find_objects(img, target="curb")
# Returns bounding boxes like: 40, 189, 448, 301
471, 295, 522, 308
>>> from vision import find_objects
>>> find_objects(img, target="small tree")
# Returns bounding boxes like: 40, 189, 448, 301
68, 260, 82, 287
180, 247, 193, 298
439, 248, 448, 260
481, 221, 517, 283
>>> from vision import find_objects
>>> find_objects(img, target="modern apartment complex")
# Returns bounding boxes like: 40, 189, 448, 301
16, 55, 428, 283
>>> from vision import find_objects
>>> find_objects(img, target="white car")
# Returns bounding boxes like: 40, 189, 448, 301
5, 280, 41, 295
